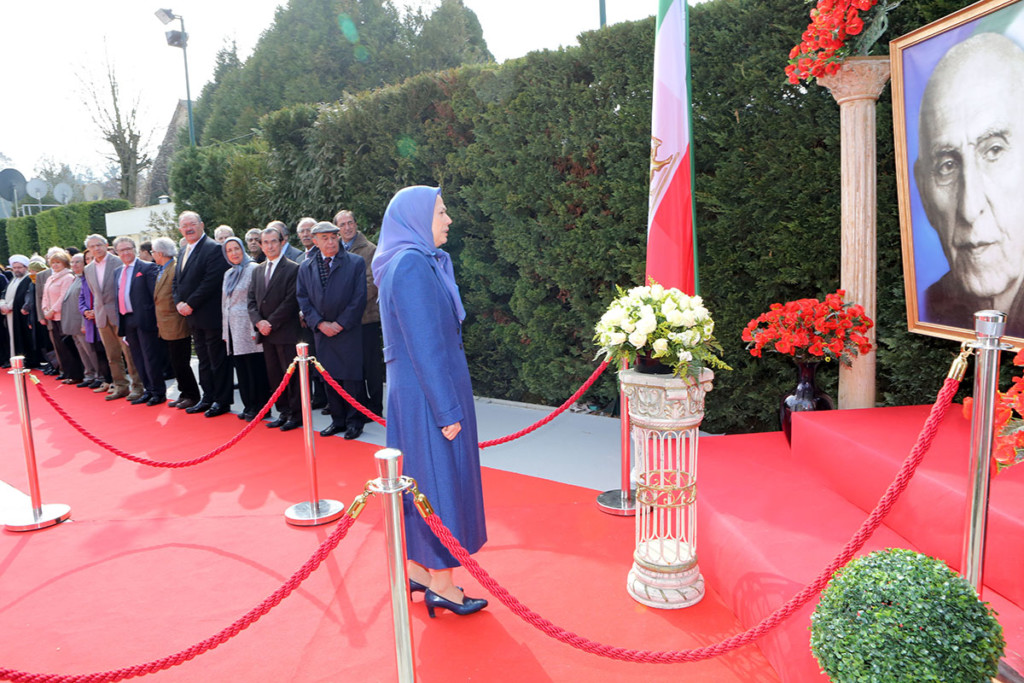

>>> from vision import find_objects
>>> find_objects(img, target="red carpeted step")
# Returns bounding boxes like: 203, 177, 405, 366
697, 431, 924, 683
790, 405, 1024, 611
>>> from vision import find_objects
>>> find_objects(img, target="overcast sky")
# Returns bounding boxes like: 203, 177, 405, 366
1, 0, 656, 179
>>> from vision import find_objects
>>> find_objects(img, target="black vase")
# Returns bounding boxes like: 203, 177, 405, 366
779, 360, 834, 442
635, 352, 673, 375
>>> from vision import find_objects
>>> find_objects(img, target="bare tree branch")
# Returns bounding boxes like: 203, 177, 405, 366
84, 60, 152, 204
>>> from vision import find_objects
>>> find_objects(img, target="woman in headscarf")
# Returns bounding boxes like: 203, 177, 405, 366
221, 236, 269, 421
373, 185, 487, 618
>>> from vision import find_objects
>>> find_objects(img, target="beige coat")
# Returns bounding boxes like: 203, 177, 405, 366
154, 259, 190, 341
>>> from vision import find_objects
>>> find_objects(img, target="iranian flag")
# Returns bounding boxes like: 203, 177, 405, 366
646, 0, 698, 295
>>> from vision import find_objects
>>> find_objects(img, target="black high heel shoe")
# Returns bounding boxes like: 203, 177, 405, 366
424, 589, 488, 618
409, 579, 428, 594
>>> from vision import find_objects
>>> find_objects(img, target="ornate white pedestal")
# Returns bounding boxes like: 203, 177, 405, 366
620, 368, 713, 609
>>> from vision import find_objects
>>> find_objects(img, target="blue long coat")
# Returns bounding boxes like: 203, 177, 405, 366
296, 251, 366, 380
378, 250, 486, 569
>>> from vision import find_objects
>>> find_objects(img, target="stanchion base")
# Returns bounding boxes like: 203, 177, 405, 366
596, 489, 636, 517
5, 503, 71, 532
285, 499, 346, 527
626, 561, 704, 609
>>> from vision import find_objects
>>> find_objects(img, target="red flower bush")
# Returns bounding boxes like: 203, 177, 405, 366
786, 0, 880, 84
962, 348, 1024, 474
742, 289, 873, 365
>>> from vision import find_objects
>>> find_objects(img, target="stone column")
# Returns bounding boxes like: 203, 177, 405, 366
818, 56, 891, 410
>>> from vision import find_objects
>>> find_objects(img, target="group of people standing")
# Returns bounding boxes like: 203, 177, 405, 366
0, 209, 384, 441
2, 186, 489, 618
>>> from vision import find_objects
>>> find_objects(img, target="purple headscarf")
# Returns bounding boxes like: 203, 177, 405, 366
372, 185, 466, 321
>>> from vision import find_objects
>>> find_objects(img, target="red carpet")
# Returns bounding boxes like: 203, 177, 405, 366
0, 372, 778, 682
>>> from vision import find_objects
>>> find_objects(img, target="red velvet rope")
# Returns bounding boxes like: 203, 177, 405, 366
316, 360, 610, 449
31, 365, 295, 468
0, 514, 356, 683
421, 376, 961, 663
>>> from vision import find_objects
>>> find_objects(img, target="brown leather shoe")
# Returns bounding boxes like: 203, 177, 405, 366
106, 388, 130, 401
126, 390, 144, 402
93, 382, 111, 393
175, 398, 197, 410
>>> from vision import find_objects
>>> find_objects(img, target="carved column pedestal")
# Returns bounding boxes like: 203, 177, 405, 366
620, 368, 713, 609
819, 56, 890, 410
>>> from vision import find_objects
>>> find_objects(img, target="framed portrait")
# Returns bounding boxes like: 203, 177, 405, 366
892, 0, 1024, 348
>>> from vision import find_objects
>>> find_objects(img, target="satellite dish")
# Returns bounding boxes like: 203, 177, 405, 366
26, 178, 48, 200
54, 183, 73, 205
0, 168, 27, 202
84, 183, 103, 201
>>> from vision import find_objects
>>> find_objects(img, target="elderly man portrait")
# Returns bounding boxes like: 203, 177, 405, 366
174, 211, 232, 417
1, 255, 39, 368
248, 225, 303, 431
297, 221, 367, 439
335, 210, 385, 421
113, 237, 166, 406
151, 237, 201, 409
83, 234, 140, 400
916, 32, 1024, 338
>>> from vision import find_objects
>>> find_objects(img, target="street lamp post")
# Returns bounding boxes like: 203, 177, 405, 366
155, 8, 196, 147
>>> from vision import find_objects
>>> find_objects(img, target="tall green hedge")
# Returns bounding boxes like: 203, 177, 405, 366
170, 0, 990, 433
4, 199, 131, 257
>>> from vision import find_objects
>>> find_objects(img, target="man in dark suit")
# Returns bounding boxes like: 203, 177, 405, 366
267, 220, 304, 263
173, 211, 232, 417
248, 225, 303, 431
296, 222, 366, 439
113, 237, 167, 406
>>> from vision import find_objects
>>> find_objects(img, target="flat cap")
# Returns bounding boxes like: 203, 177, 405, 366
311, 221, 339, 234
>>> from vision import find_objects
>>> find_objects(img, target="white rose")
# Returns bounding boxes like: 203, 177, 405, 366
608, 331, 627, 346
628, 330, 648, 349
621, 319, 635, 333
650, 284, 665, 299
665, 309, 685, 327
652, 338, 669, 356
661, 298, 678, 315
679, 310, 696, 328
678, 349, 693, 362
636, 314, 658, 335
629, 286, 649, 299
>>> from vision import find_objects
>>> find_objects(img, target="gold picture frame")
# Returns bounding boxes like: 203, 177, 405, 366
891, 0, 1024, 347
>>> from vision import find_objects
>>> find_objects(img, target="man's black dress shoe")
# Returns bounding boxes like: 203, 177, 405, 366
344, 423, 364, 440
204, 402, 230, 417
320, 422, 345, 438
240, 409, 258, 422
311, 399, 327, 410
279, 419, 302, 432
266, 416, 288, 429
146, 395, 167, 406
76, 380, 92, 388
88, 379, 104, 389
185, 401, 212, 414
130, 392, 153, 405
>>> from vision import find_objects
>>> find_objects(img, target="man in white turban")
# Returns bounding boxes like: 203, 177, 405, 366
0, 255, 39, 367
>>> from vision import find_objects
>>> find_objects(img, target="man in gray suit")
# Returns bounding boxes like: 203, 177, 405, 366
83, 234, 136, 400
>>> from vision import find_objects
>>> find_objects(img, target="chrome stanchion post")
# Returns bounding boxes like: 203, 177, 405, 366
597, 359, 636, 515
5, 356, 71, 531
285, 343, 345, 526
961, 311, 1008, 593
370, 448, 415, 683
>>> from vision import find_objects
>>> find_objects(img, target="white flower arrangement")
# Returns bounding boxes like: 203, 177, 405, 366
594, 283, 730, 377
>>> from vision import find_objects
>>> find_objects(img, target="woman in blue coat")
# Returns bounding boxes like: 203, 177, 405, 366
373, 185, 487, 618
